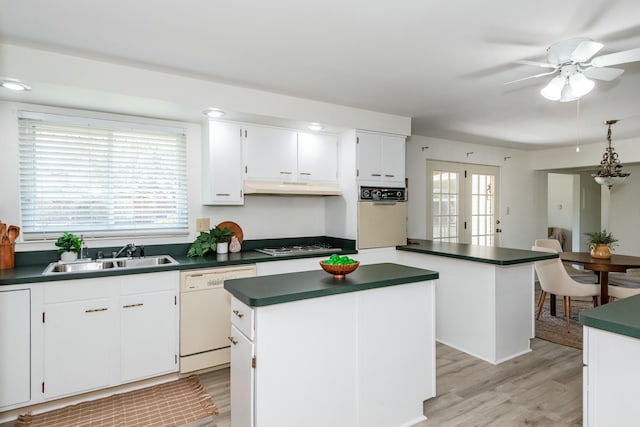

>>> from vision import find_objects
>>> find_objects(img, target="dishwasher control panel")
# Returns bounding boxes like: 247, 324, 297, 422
181, 264, 257, 291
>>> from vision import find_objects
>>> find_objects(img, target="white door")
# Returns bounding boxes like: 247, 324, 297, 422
230, 325, 254, 427
43, 298, 116, 399
120, 290, 177, 382
297, 132, 337, 182
204, 120, 244, 205
427, 160, 500, 245
0, 289, 31, 408
244, 125, 297, 180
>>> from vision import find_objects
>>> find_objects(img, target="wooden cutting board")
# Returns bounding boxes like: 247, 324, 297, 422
217, 221, 243, 244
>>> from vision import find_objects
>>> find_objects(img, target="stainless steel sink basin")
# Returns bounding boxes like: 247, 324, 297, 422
116, 256, 178, 268
42, 255, 179, 275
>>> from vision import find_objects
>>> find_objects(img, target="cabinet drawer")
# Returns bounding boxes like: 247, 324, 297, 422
231, 297, 254, 340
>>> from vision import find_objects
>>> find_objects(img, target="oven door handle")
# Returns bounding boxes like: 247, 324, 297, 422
372, 201, 398, 206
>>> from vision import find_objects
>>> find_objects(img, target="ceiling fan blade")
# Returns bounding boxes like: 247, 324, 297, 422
591, 47, 640, 67
582, 67, 624, 81
513, 59, 557, 69
504, 69, 558, 85
570, 40, 603, 62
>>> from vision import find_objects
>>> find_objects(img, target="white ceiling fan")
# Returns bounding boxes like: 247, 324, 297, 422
507, 37, 640, 102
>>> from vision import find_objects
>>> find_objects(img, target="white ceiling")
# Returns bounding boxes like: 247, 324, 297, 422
1, 0, 640, 149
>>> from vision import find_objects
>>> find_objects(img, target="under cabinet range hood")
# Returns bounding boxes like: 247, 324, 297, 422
243, 180, 341, 196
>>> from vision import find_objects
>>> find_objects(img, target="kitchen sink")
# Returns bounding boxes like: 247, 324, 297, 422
42, 255, 179, 275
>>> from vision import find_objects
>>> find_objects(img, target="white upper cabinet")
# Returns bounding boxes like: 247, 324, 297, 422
203, 120, 245, 205
297, 132, 338, 182
245, 125, 338, 183
244, 124, 298, 181
357, 131, 406, 187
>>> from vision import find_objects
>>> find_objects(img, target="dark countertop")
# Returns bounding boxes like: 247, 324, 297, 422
396, 239, 557, 266
0, 243, 357, 286
224, 263, 439, 307
580, 294, 640, 339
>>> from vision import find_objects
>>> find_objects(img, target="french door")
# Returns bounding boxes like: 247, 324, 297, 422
427, 160, 500, 246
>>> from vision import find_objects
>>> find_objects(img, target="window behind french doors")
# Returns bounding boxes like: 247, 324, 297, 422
427, 161, 500, 246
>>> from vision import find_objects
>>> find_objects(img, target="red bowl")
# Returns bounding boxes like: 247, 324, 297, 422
319, 261, 360, 279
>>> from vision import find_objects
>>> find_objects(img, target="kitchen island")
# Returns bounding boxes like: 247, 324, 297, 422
580, 294, 640, 426
224, 263, 438, 427
397, 240, 557, 364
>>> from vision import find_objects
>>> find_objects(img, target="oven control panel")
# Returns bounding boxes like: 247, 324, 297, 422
360, 186, 406, 201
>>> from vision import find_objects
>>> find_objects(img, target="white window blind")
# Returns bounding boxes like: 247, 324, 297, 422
18, 111, 188, 239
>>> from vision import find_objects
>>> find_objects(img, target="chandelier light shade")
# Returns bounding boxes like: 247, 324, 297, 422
592, 119, 629, 189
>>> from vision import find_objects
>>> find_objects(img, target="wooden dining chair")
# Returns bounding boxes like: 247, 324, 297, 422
534, 239, 598, 284
532, 246, 600, 332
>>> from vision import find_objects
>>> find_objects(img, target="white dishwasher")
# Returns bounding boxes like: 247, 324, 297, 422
180, 264, 256, 373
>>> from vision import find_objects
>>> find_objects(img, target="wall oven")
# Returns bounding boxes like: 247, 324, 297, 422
357, 186, 407, 249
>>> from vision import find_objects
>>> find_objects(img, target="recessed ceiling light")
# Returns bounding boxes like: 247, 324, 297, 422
1, 78, 31, 91
203, 108, 225, 118
307, 123, 324, 131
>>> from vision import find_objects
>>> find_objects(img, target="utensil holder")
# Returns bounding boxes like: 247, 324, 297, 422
0, 242, 15, 270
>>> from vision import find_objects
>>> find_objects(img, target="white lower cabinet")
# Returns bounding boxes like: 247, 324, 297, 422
43, 296, 117, 400
230, 325, 254, 427
583, 326, 640, 426
229, 280, 435, 427
0, 289, 31, 409
120, 288, 177, 382
41, 272, 179, 401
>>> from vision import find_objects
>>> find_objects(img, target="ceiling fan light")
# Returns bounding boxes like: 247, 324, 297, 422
569, 73, 595, 98
540, 76, 565, 101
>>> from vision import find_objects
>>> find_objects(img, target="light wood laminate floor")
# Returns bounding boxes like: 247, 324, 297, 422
186, 337, 582, 427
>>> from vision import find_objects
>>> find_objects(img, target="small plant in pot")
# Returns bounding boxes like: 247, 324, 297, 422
585, 229, 618, 259
55, 231, 81, 262
187, 226, 234, 257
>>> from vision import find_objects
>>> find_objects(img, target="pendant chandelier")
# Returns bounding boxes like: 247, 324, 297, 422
592, 119, 629, 189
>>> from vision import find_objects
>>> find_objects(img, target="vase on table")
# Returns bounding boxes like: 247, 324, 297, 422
590, 244, 611, 259
216, 242, 229, 254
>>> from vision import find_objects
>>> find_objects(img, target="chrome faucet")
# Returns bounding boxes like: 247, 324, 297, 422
114, 243, 136, 258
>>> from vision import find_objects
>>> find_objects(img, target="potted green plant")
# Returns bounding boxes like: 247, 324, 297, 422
55, 231, 82, 261
212, 226, 233, 254
584, 229, 618, 259
187, 226, 234, 257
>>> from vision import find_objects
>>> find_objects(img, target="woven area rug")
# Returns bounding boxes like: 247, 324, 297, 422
534, 286, 595, 350
17, 376, 218, 427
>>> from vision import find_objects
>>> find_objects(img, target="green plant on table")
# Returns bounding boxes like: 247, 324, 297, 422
584, 229, 618, 247
55, 231, 82, 254
187, 226, 234, 257
211, 226, 233, 243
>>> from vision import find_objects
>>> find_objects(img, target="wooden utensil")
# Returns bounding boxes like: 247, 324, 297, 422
0, 222, 6, 238
7, 225, 20, 243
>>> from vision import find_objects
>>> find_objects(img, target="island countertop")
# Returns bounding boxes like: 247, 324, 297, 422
224, 262, 439, 307
580, 293, 640, 339
396, 239, 557, 266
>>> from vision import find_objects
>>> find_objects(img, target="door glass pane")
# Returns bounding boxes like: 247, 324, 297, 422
471, 173, 495, 246
432, 170, 459, 242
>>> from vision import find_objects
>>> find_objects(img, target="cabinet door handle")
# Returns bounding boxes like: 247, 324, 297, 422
228, 336, 238, 345
233, 309, 244, 318
85, 307, 108, 313
384, 174, 395, 177
371, 173, 381, 177
123, 303, 144, 309
299, 172, 311, 176
215, 193, 230, 197
279, 171, 292, 175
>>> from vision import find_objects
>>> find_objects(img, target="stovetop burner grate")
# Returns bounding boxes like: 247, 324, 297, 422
255, 244, 341, 256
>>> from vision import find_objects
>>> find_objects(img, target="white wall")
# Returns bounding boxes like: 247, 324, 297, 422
405, 135, 539, 250
607, 164, 640, 255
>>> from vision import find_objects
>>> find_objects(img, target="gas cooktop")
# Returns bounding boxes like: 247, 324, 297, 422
255, 245, 341, 257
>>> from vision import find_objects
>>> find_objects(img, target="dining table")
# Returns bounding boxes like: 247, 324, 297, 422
560, 252, 640, 305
